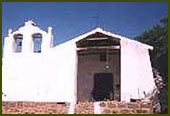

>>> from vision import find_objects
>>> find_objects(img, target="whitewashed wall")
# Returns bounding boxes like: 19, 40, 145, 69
2, 42, 77, 103
2, 23, 155, 103
121, 39, 155, 102
2, 21, 77, 103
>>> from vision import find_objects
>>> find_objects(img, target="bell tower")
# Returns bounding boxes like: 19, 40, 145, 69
3, 20, 54, 59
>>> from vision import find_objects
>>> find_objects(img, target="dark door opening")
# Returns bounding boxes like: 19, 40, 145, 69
92, 73, 113, 101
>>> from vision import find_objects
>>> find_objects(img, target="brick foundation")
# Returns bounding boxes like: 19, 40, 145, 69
2, 102, 69, 114
2, 100, 153, 114
100, 100, 153, 114
75, 101, 94, 114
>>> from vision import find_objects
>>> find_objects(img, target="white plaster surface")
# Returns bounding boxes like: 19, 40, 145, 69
120, 40, 155, 101
2, 21, 155, 102
68, 102, 76, 114
94, 102, 102, 114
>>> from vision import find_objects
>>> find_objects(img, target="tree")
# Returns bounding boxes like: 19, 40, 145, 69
135, 17, 168, 114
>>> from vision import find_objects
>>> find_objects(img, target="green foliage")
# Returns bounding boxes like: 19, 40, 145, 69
136, 17, 168, 59
136, 17, 168, 78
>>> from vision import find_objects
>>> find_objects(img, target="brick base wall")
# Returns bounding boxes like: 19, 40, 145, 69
75, 101, 94, 114
2, 102, 69, 114
2, 100, 153, 114
100, 100, 153, 114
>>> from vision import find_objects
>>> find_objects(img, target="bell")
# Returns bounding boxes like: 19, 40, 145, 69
106, 65, 109, 69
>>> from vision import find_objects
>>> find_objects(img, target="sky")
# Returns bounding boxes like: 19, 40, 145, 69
2, 2, 168, 45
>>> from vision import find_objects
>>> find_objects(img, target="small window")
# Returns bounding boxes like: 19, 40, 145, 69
13, 34, 23, 52
100, 52, 107, 62
32, 33, 42, 53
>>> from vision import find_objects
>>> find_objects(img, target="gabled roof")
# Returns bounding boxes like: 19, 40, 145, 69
64, 27, 153, 50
